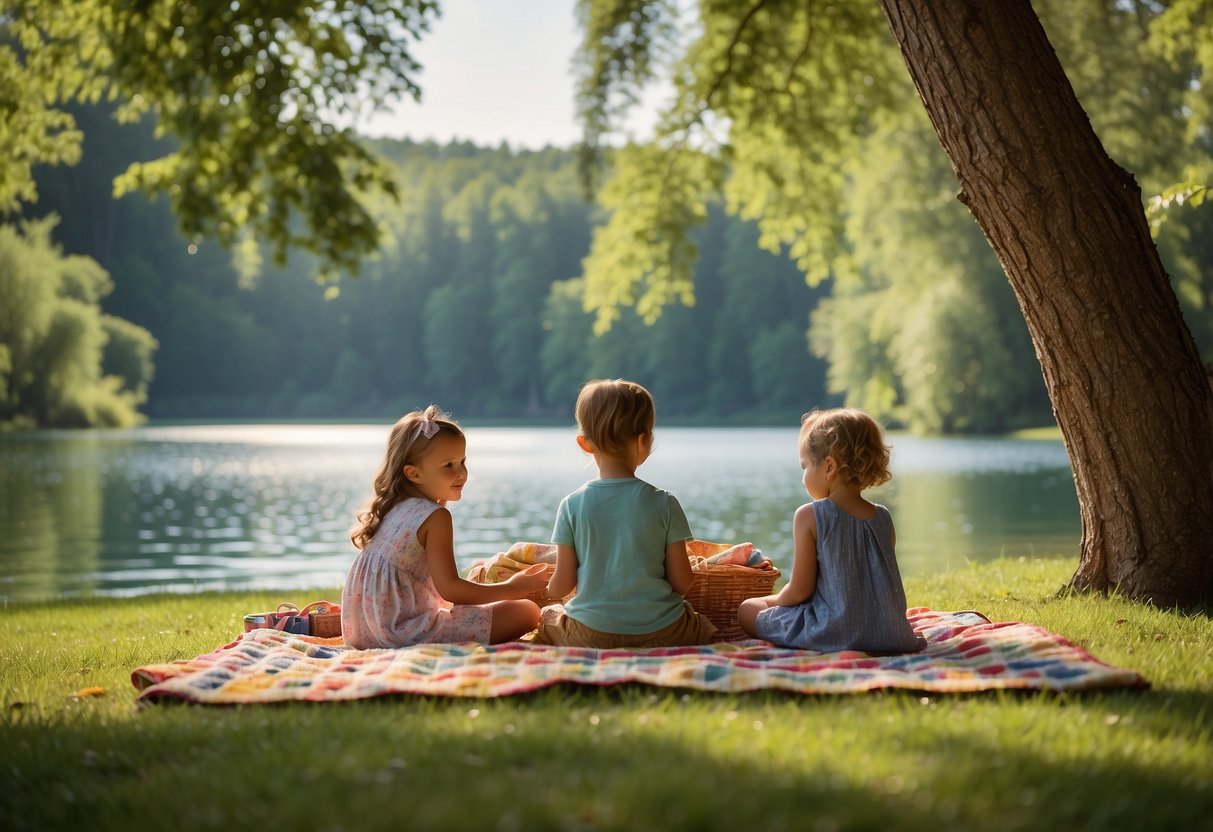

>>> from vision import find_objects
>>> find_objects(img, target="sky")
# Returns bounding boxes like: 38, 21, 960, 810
351, 0, 661, 149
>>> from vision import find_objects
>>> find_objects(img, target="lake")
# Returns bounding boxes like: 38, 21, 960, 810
0, 425, 1081, 602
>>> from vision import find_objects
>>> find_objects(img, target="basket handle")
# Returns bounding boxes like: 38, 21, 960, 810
299, 600, 340, 616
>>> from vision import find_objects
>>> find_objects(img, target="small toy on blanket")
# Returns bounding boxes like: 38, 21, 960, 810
468, 539, 779, 639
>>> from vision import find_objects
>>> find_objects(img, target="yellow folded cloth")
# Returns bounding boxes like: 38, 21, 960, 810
468, 539, 771, 584
467, 542, 558, 584
687, 540, 772, 569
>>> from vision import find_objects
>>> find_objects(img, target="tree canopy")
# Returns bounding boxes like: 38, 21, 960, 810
0, 216, 155, 427
574, 0, 1213, 434
1, 0, 438, 278
570, 0, 1213, 605
22, 129, 831, 424
6, 0, 1212, 437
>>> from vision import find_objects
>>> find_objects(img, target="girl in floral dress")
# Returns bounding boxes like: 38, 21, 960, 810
342, 405, 550, 649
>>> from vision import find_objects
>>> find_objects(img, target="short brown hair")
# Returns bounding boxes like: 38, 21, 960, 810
799, 408, 892, 489
575, 379, 655, 455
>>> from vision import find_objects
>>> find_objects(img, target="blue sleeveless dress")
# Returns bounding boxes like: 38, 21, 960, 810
755, 500, 925, 653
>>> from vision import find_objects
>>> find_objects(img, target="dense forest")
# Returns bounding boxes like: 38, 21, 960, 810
19, 122, 830, 424
3, 1, 1210, 432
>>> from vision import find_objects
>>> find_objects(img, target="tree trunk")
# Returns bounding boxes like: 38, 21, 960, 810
879, 0, 1213, 606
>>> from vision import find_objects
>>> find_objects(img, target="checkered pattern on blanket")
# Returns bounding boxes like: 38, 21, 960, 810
130, 608, 1145, 703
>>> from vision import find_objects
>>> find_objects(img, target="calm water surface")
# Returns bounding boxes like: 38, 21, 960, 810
0, 425, 1080, 602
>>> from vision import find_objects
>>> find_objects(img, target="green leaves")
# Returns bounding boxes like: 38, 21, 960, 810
0, 36, 82, 212
0, 217, 154, 428
574, 0, 681, 192
576, 0, 1213, 431
1147, 180, 1210, 234
2, 0, 439, 279
1147, 0, 1213, 138
576, 0, 904, 327
581, 144, 720, 333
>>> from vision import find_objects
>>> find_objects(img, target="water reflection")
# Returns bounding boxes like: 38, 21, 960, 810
0, 433, 109, 598
0, 426, 1080, 601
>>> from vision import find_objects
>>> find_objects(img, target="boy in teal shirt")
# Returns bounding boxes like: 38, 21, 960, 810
535, 379, 716, 647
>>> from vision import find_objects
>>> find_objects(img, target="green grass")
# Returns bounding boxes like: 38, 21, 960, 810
1009, 425, 1065, 441
2, 559, 1210, 831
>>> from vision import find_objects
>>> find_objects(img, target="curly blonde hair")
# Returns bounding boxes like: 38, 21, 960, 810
349, 404, 463, 550
799, 408, 892, 490
575, 379, 655, 455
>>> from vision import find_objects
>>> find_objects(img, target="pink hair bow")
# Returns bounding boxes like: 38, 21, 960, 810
416, 418, 439, 440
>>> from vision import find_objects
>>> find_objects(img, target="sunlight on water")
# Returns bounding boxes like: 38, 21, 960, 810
122, 424, 392, 446
0, 425, 1080, 601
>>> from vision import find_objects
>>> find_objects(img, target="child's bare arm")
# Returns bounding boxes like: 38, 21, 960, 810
547, 544, 578, 598
421, 508, 473, 601
773, 503, 818, 606
664, 539, 694, 596
423, 510, 549, 603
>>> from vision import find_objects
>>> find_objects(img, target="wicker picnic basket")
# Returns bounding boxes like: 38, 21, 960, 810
305, 602, 343, 638
686, 560, 780, 640
242, 601, 342, 638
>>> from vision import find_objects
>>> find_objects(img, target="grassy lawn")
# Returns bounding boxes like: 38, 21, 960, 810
2, 558, 1210, 831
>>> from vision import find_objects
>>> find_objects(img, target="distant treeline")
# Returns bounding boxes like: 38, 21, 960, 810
12, 0, 1213, 432
25, 115, 832, 425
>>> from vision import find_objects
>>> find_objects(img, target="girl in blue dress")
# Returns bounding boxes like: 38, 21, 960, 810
738, 408, 925, 654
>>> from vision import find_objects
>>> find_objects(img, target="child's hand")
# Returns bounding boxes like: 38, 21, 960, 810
508, 563, 553, 592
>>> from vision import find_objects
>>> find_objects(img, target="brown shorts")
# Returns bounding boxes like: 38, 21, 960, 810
534, 601, 717, 648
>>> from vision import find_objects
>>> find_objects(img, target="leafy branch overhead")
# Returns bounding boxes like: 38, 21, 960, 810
1, 0, 439, 278
575, 0, 904, 329
574, 0, 1213, 331
1147, 181, 1209, 233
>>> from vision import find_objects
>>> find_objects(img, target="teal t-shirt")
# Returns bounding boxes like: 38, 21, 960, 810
552, 477, 693, 634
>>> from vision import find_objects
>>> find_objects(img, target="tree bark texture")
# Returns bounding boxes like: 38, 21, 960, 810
879, 0, 1213, 606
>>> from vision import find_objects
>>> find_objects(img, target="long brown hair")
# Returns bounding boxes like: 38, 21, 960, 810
349, 405, 463, 550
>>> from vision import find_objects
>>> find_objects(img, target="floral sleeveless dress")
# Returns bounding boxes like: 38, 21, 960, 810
341, 497, 492, 649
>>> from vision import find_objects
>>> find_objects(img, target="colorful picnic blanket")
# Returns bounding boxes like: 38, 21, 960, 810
130, 608, 1145, 704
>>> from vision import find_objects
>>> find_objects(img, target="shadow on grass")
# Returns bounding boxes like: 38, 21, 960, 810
3, 685, 1211, 831
1054, 584, 1213, 621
